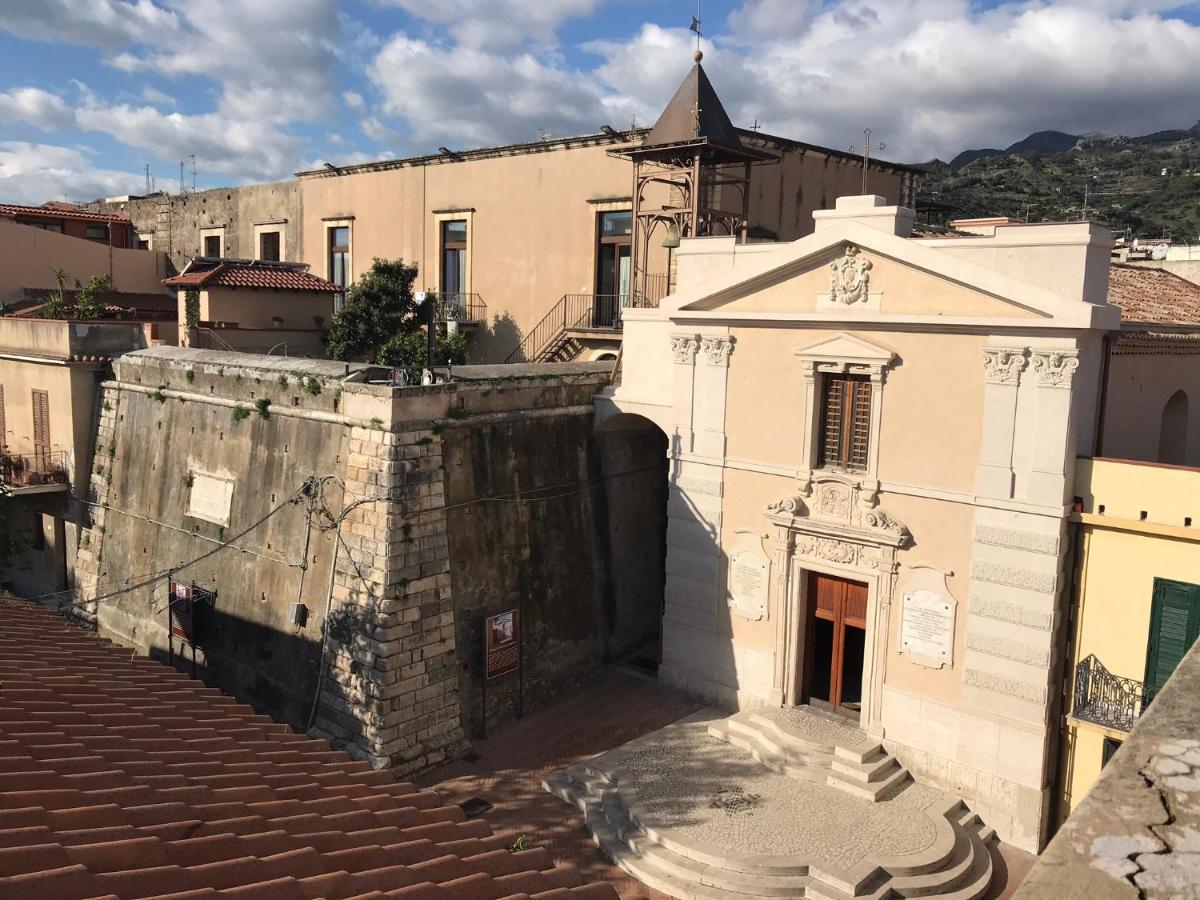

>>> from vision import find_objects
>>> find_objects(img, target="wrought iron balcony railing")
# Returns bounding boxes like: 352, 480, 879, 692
505, 293, 624, 363
432, 292, 487, 323
1072, 654, 1145, 732
0, 449, 69, 490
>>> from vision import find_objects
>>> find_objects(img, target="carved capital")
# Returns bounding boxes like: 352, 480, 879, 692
669, 333, 700, 365
829, 244, 872, 305
700, 335, 735, 366
982, 347, 1027, 385
1030, 349, 1079, 388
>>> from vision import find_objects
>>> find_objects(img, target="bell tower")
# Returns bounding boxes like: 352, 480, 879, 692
616, 50, 773, 307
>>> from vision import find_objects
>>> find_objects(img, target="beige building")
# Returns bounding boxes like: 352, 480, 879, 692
297, 64, 918, 364
164, 257, 338, 356
596, 192, 1200, 854
0, 318, 149, 596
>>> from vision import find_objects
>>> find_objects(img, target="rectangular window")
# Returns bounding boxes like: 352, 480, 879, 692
137, 238, 150, 250
1143, 578, 1200, 705
1101, 737, 1123, 768
818, 374, 872, 472
85, 224, 109, 240
328, 226, 350, 289
259, 231, 281, 261
33, 222, 64, 233
31, 389, 50, 464
203, 234, 221, 257
440, 220, 467, 300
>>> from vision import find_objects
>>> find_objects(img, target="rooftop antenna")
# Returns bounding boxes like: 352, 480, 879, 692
537, 128, 551, 142
849, 128, 886, 194
189, 154, 197, 193
750, 117, 761, 132
144, 163, 151, 195
179, 160, 185, 195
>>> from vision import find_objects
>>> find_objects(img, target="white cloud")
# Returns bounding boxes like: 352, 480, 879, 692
0, 0, 181, 49
0, 87, 78, 130
0, 142, 145, 204
377, 0, 600, 48
343, 91, 365, 110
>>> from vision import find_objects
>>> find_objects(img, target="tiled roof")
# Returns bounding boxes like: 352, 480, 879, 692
0, 597, 615, 900
163, 261, 337, 293
1108, 263, 1200, 326
0, 203, 130, 225
7, 288, 176, 320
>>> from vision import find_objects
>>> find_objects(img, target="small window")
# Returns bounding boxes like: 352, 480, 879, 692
85, 224, 109, 240
440, 220, 467, 299
33, 221, 64, 233
203, 235, 221, 257
819, 374, 871, 472
137, 238, 150, 250
328, 226, 350, 288
259, 231, 281, 262
1101, 736, 1123, 768
599, 211, 632, 238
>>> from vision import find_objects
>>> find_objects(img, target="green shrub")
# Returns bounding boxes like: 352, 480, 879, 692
255, 398, 271, 419
231, 405, 250, 423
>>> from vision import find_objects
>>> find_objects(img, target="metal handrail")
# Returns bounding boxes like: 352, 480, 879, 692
1072, 654, 1145, 732
629, 273, 671, 309
506, 293, 624, 363
429, 292, 487, 322
0, 449, 69, 488
192, 327, 239, 352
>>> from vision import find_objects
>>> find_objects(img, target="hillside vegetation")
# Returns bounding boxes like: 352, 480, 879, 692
917, 123, 1200, 241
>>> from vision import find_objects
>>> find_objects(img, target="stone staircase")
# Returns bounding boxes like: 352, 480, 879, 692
544, 707, 996, 899
708, 707, 911, 802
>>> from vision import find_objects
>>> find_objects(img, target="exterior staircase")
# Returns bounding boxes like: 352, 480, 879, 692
506, 293, 621, 363
708, 707, 911, 802
544, 706, 996, 899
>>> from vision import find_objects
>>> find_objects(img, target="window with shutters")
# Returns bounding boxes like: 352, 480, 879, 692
1143, 577, 1200, 705
818, 374, 872, 472
31, 389, 50, 462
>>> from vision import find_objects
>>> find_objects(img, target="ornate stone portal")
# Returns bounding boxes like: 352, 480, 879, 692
765, 471, 909, 734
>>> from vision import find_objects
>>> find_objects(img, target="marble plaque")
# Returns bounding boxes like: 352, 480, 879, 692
901, 589, 955, 669
729, 548, 770, 621
187, 472, 234, 526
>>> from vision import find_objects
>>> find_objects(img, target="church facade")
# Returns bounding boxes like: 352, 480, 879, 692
600, 195, 1122, 852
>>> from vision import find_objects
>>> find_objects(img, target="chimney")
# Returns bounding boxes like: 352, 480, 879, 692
813, 195, 915, 238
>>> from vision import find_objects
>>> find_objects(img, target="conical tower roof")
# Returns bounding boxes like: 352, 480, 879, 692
644, 60, 743, 150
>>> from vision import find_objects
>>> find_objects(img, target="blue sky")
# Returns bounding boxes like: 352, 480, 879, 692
1, 1, 1199, 203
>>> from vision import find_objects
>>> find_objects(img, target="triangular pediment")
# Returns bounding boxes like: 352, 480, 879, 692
793, 333, 896, 367
665, 219, 1119, 331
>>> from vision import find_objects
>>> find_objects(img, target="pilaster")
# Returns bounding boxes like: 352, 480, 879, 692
1025, 349, 1080, 505
669, 332, 699, 454
975, 347, 1027, 499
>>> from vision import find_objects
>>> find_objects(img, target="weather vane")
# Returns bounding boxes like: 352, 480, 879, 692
689, 0, 702, 61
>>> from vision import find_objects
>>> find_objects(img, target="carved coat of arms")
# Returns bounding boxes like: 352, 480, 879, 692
829, 245, 872, 305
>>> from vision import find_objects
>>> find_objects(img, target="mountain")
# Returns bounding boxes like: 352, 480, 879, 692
949, 130, 1079, 171
917, 123, 1200, 240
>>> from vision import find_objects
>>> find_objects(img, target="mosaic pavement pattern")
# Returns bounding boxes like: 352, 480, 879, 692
546, 708, 996, 899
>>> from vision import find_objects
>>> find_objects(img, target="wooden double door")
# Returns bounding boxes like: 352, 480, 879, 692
803, 572, 868, 713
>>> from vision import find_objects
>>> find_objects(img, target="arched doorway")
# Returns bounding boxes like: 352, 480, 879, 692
1159, 390, 1189, 465
595, 412, 669, 673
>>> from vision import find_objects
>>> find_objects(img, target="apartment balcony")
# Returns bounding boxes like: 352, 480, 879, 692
1070, 654, 1145, 733
0, 450, 69, 496
432, 292, 487, 325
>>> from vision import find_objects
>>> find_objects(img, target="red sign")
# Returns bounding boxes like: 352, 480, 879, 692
485, 609, 520, 680
169, 580, 194, 641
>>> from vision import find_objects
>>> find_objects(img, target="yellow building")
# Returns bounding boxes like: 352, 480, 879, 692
1058, 456, 1200, 815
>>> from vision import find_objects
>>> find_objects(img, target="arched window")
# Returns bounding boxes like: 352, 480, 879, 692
1159, 390, 1189, 465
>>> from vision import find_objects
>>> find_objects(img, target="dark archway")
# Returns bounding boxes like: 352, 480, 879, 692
1159, 390, 1189, 465
595, 412, 669, 673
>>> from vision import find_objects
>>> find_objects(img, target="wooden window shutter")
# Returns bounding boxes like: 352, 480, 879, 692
31, 389, 50, 460
819, 374, 872, 472
1144, 578, 1200, 702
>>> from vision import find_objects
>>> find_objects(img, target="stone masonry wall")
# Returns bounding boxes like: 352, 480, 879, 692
312, 423, 466, 774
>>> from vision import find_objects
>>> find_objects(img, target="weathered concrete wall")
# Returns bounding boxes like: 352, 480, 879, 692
99, 182, 300, 272
72, 350, 649, 774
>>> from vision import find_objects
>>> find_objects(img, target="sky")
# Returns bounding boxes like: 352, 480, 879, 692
1, 0, 1199, 204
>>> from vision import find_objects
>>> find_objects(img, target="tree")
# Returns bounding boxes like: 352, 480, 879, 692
376, 330, 467, 370
43, 266, 70, 318
324, 258, 422, 361
73, 274, 112, 320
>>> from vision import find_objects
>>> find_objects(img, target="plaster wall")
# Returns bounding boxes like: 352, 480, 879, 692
0, 218, 170, 305
183, 286, 336, 331
1102, 351, 1200, 466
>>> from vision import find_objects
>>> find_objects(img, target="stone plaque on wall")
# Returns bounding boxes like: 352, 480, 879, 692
728, 532, 770, 621
187, 472, 234, 526
900, 589, 955, 669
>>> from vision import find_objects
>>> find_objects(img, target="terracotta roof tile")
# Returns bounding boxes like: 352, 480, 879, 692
0, 597, 616, 900
163, 260, 337, 293
0, 202, 130, 225
1108, 263, 1200, 326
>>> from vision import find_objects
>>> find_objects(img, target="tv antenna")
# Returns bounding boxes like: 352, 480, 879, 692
144, 163, 151, 195
850, 128, 886, 194
189, 154, 197, 193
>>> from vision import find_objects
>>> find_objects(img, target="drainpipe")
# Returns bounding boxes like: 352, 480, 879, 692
1093, 332, 1114, 457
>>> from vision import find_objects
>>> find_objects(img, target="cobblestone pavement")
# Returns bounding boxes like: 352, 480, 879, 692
416, 667, 702, 899
416, 666, 1034, 899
